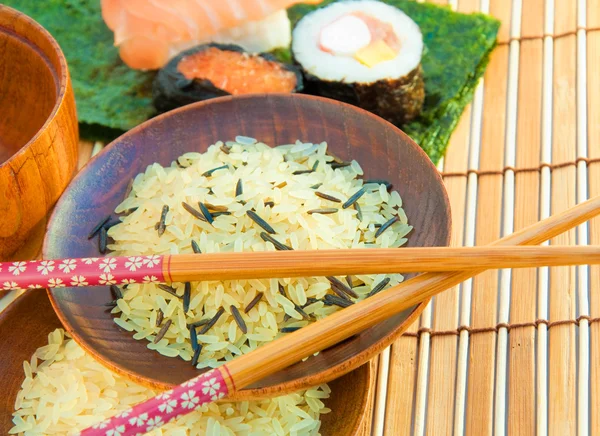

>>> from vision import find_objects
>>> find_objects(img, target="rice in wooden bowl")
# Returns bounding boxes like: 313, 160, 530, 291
43, 94, 450, 404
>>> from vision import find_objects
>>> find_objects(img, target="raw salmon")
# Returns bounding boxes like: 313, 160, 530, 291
102, 0, 324, 70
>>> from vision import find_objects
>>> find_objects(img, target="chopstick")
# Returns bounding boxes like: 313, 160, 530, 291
80, 195, 600, 436
3, 246, 600, 290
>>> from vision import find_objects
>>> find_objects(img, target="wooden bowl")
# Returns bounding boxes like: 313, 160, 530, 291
44, 94, 451, 398
0, 5, 79, 261
0, 291, 373, 435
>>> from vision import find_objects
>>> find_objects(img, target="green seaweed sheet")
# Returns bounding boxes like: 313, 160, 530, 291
4, 0, 498, 163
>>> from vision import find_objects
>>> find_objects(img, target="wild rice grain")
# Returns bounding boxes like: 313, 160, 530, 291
326, 276, 359, 299
191, 240, 202, 253
198, 202, 214, 224
158, 284, 181, 299
190, 324, 199, 351
292, 169, 314, 175
294, 304, 310, 320
364, 179, 393, 190
191, 344, 202, 366
244, 292, 263, 313
368, 277, 391, 297
88, 215, 111, 239
198, 307, 225, 334
220, 144, 231, 154
153, 319, 172, 343
188, 319, 209, 329
375, 215, 400, 238
157, 205, 169, 236
235, 179, 243, 197
202, 164, 228, 177
330, 162, 351, 169
264, 201, 275, 208
103, 218, 122, 231
247, 210, 275, 234
315, 192, 341, 203
110, 285, 123, 300
307, 208, 338, 215
183, 282, 191, 313
345, 276, 353, 288
281, 327, 301, 333
260, 232, 292, 251
342, 187, 366, 209
156, 309, 164, 327
354, 202, 363, 221
278, 283, 287, 297
230, 305, 247, 334
324, 294, 354, 308
182, 202, 207, 222
99, 227, 108, 254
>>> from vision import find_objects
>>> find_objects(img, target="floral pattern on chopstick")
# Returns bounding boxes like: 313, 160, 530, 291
77, 368, 229, 436
0, 256, 165, 291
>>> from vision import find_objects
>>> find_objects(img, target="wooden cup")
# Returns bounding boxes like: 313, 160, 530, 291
0, 5, 79, 261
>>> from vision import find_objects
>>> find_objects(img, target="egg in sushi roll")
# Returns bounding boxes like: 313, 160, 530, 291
292, 0, 425, 125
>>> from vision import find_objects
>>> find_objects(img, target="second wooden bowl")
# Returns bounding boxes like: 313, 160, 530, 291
43, 94, 451, 398
0, 291, 373, 435
0, 5, 79, 261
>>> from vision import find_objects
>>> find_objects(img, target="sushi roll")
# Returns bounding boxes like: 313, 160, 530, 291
292, 0, 425, 125
153, 44, 303, 113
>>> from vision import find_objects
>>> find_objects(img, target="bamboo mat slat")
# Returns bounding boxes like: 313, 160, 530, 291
374, 0, 600, 434
587, 1, 600, 434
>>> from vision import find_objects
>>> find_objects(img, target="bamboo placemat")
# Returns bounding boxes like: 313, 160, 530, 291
3, 1, 599, 433
368, 0, 600, 435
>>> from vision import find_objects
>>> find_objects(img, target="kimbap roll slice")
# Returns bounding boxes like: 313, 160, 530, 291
292, 0, 425, 125
153, 43, 303, 112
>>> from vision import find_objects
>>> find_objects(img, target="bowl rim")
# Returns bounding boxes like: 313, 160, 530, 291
0, 290, 374, 436
0, 5, 69, 169
43, 93, 451, 397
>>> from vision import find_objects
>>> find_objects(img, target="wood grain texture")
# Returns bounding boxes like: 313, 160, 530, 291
549, 1, 578, 430
160, 246, 600, 283
0, 5, 79, 260
42, 94, 451, 397
508, 30, 544, 436
587, 1, 600, 431
0, 291, 372, 436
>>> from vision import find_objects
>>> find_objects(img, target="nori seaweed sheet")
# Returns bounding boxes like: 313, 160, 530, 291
3, 0, 499, 163
287, 0, 500, 163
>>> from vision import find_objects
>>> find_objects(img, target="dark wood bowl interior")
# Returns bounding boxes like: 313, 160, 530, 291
0, 291, 372, 435
44, 94, 451, 398
0, 5, 79, 261
0, 9, 57, 163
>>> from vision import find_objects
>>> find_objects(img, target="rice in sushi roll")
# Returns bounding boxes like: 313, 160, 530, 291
153, 43, 303, 112
292, 0, 425, 125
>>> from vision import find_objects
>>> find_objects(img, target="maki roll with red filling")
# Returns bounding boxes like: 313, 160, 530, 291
153, 43, 303, 112
292, 0, 425, 125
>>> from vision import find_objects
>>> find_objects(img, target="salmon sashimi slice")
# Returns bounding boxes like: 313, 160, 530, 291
102, 0, 324, 70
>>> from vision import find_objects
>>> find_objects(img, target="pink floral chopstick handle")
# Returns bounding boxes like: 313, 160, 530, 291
0, 256, 166, 291
78, 368, 230, 436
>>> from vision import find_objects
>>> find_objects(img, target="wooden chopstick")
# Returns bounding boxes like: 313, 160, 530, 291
4, 246, 600, 291
167, 245, 600, 280
80, 195, 600, 436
